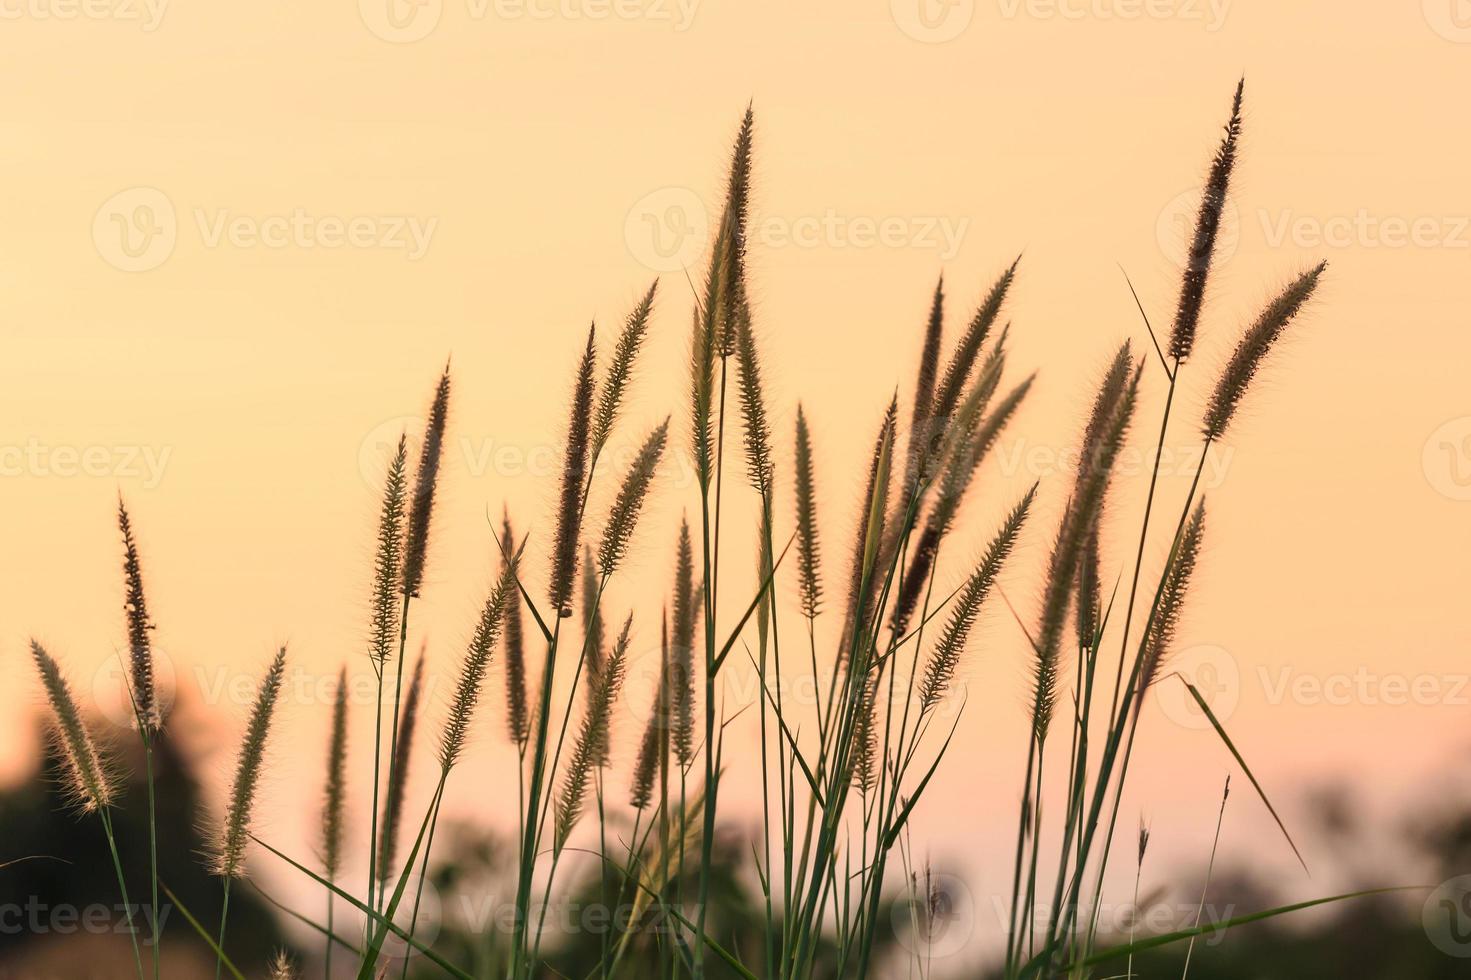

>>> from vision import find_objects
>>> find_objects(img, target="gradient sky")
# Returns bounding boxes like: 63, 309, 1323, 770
3, 0, 1469, 969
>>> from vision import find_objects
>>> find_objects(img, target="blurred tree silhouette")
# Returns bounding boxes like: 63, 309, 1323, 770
0, 717, 285, 978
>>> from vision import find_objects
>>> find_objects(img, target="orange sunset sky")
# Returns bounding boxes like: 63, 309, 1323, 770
2, 0, 1469, 968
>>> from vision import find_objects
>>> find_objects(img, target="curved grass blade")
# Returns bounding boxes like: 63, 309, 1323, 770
248, 833, 475, 980
158, 882, 247, 980
1175, 673, 1308, 874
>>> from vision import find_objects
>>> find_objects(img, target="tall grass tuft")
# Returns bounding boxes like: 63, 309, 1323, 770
320, 666, 349, 980
591, 282, 657, 463
32, 641, 114, 813
118, 500, 159, 730
550, 326, 598, 615
1202, 262, 1327, 440
403, 368, 450, 600
794, 406, 823, 620
369, 436, 409, 668
214, 646, 288, 879
501, 510, 530, 747
378, 648, 426, 887
212, 646, 286, 980
1136, 497, 1207, 702
556, 616, 630, 850
1171, 78, 1245, 363
596, 421, 671, 578
582, 546, 605, 690
918, 484, 1037, 711
670, 519, 697, 768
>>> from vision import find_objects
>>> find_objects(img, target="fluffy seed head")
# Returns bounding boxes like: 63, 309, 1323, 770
501, 512, 530, 746
918, 485, 1036, 711
1032, 357, 1141, 741
794, 406, 823, 619
440, 554, 515, 771
378, 649, 426, 885
31, 641, 114, 813
321, 666, 349, 880
556, 616, 630, 849
932, 257, 1019, 424
117, 499, 159, 730
214, 646, 287, 877
403, 367, 451, 599
734, 300, 774, 496
591, 281, 657, 460
596, 420, 669, 577
369, 435, 409, 667
1136, 497, 1207, 708
1202, 262, 1326, 440
550, 326, 598, 614
581, 545, 605, 694
1170, 79, 1245, 363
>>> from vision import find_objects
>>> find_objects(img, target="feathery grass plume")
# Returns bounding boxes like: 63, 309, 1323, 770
550, 325, 597, 615
597, 420, 670, 577
1080, 344, 1134, 483
1076, 522, 1102, 651
377, 649, 425, 885
370, 435, 410, 667
690, 303, 717, 488
850, 674, 879, 796
1202, 262, 1327, 440
629, 689, 662, 810
1171, 79, 1245, 363
900, 275, 947, 499
403, 367, 450, 599
117, 499, 159, 729
1031, 359, 1141, 742
500, 511, 530, 746
704, 107, 755, 357
556, 616, 631, 849
1138, 818, 1152, 865
841, 399, 898, 660
891, 374, 1033, 635
31, 642, 114, 813
591, 281, 657, 461
734, 299, 774, 496
1136, 497, 1207, 707
581, 546, 605, 690
630, 612, 670, 809
440, 556, 516, 771
664, 523, 697, 765
669, 520, 697, 768
932, 257, 1019, 424
214, 646, 287, 877
269, 951, 297, 980
917, 485, 1037, 711
794, 406, 823, 619
321, 666, 348, 881
1070, 345, 1132, 648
